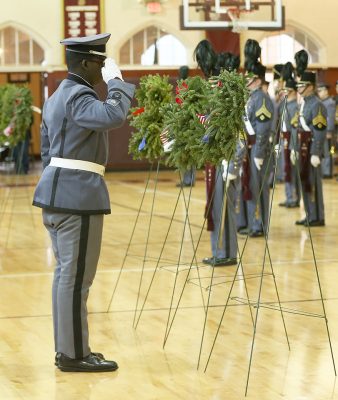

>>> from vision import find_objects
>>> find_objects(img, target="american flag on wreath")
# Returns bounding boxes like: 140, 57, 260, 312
160, 127, 170, 145
196, 113, 209, 126
160, 127, 174, 153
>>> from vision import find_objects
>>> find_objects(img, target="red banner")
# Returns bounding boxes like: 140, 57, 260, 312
64, 0, 101, 39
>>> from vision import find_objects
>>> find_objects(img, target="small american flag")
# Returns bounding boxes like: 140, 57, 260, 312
160, 127, 169, 145
196, 113, 208, 126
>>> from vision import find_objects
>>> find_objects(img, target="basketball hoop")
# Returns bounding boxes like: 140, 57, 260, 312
227, 7, 251, 33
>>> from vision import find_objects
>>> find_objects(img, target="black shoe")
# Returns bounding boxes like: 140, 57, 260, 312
304, 220, 325, 227
286, 201, 300, 208
249, 230, 264, 238
176, 182, 194, 187
238, 228, 250, 235
202, 257, 237, 267
323, 175, 332, 179
295, 218, 306, 225
278, 201, 287, 207
55, 351, 104, 366
57, 353, 118, 372
237, 226, 247, 232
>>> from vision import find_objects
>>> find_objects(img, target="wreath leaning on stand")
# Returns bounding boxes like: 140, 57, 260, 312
200, 69, 249, 166
0, 84, 33, 147
161, 75, 211, 171
128, 74, 173, 162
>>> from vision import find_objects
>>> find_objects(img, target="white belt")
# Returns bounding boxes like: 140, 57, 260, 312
49, 157, 105, 176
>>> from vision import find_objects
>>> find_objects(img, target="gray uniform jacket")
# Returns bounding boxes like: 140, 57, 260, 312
299, 94, 327, 157
245, 88, 274, 159
322, 96, 336, 133
33, 75, 135, 214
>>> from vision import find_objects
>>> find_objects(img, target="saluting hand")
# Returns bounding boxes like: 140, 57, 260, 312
101, 58, 123, 83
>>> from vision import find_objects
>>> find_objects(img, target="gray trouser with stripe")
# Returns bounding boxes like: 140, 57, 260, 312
285, 164, 301, 204
321, 138, 333, 177
210, 168, 237, 259
247, 154, 270, 233
42, 210, 104, 359
302, 165, 325, 221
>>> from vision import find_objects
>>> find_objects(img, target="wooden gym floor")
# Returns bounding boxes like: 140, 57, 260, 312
0, 163, 338, 400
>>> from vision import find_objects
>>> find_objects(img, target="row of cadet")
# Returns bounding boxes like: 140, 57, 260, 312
178, 39, 336, 268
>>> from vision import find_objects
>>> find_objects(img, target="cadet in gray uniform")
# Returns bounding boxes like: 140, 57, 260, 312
279, 77, 301, 207
294, 72, 326, 226
316, 82, 336, 178
33, 33, 135, 372
203, 138, 246, 267
239, 42, 274, 237
202, 52, 243, 267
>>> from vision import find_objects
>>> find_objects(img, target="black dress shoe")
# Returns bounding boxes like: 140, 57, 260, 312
202, 257, 237, 267
304, 220, 325, 227
55, 352, 104, 366
238, 228, 250, 235
57, 353, 118, 372
176, 182, 194, 187
295, 218, 306, 225
278, 201, 287, 207
286, 201, 300, 208
249, 230, 264, 238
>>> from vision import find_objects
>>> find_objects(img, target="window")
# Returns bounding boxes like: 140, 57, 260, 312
119, 25, 187, 66
260, 28, 320, 65
0, 26, 45, 66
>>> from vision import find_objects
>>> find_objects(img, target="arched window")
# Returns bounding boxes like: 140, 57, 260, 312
119, 25, 187, 66
0, 26, 45, 66
260, 28, 320, 65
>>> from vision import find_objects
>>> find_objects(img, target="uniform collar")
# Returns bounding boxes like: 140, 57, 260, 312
67, 72, 93, 89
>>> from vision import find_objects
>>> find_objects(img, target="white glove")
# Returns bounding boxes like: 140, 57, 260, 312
101, 58, 123, 83
254, 157, 264, 171
222, 160, 236, 188
163, 139, 174, 153
310, 155, 321, 168
274, 144, 280, 155
290, 150, 298, 165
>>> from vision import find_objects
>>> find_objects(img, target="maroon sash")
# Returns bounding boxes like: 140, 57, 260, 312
282, 131, 291, 183
298, 130, 312, 193
241, 135, 256, 201
204, 163, 216, 231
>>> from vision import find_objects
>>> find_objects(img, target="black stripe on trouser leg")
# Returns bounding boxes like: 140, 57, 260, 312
314, 167, 319, 221
224, 197, 230, 258
73, 215, 90, 359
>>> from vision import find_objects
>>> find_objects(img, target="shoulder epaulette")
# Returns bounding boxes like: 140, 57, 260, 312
255, 98, 272, 122
312, 107, 327, 130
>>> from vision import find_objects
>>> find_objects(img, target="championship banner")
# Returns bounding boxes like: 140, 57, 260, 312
63, 0, 102, 38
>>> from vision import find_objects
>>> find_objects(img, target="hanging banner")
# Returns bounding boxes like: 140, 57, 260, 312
64, 0, 102, 38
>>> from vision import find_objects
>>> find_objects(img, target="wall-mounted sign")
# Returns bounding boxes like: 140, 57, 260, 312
64, 0, 102, 38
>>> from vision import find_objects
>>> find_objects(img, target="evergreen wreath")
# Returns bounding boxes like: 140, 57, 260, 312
200, 69, 249, 165
128, 74, 173, 162
162, 75, 211, 170
0, 84, 33, 147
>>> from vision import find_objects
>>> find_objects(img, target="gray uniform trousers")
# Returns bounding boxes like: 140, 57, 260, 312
321, 138, 333, 177
301, 166, 325, 222
42, 210, 103, 359
236, 184, 248, 230
285, 164, 301, 204
247, 149, 270, 233
210, 167, 237, 259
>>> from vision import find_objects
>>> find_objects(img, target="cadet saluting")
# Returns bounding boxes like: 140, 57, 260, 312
33, 33, 135, 372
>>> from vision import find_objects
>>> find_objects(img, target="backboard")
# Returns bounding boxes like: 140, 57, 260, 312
180, 0, 285, 32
